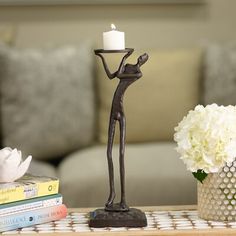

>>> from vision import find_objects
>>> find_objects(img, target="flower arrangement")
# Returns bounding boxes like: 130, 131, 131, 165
174, 104, 236, 182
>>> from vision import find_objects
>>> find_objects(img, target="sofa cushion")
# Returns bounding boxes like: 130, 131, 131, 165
58, 143, 196, 207
0, 26, 15, 148
0, 26, 15, 45
203, 44, 236, 105
28, 160, 57, 178
0, 43, 95, 160
96, 48, 202, 143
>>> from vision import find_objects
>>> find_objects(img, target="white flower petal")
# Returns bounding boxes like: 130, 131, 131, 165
0, 147, 32, 183
174, 104, 236, 173
5, 148, 22, 167
13, 156, 32, 181
0, 147, 13, 161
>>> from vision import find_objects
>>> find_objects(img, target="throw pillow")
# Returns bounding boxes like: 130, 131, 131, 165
96, 48, 202, 143
0, 43, 95, 160
0, 26, 15, 148
0, 26, 15, 45
203, 44, 236, 105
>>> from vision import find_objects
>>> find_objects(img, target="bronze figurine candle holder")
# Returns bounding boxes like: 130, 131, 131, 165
89, 48, 149, 228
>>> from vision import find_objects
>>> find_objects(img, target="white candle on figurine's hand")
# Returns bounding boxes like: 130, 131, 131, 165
103, 24, 125, 50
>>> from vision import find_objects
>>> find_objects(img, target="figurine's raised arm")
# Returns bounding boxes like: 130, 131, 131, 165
95, 52, 117, 79
117, 49, 134, 75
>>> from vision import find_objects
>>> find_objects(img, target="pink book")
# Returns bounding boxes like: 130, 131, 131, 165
0, 204, 67, 232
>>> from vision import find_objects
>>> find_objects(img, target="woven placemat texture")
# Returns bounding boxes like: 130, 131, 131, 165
1, 210, 236, 234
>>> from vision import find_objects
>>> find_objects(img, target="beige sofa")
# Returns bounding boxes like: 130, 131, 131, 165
0, 28, 202, 208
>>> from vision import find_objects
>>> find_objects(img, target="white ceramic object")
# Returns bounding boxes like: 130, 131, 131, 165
0, 147, 32, 183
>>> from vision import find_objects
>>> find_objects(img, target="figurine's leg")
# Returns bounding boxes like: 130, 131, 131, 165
119, 115, 129, 211
105, 117, 116, 208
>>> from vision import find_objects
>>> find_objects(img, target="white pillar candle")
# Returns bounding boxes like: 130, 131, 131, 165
103, 24, 125, 50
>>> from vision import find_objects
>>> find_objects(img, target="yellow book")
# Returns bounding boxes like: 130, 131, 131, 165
0, 174, 59, 205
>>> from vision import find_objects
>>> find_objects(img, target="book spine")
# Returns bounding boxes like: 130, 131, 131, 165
0, 204, 67, 232
0, 196, 63, 216
0, 180, 59, 205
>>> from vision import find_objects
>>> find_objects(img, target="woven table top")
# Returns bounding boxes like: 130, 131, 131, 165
1, 206, 236, 235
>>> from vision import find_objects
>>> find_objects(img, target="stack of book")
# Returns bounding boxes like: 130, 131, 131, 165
0, 174, 67, 232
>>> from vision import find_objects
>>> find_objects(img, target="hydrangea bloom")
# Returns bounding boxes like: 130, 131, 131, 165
174, 104, 236, 173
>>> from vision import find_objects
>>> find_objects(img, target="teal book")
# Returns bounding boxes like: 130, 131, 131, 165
0, 204, 67, 232
0, 194, 63, 216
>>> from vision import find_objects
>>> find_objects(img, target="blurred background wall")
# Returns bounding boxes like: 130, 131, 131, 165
0, 0, 235, 48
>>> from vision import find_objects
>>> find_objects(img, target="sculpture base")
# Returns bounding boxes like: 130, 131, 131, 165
89, 208, 147, 228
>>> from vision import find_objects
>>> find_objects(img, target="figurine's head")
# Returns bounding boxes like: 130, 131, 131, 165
138, 53, 149, 66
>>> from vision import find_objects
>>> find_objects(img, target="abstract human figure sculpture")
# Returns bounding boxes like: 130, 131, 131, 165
95, 49, 149, 212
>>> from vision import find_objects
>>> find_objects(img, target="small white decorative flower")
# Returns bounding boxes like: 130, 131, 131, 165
174, 104, 236, 174
0, 147, 32, 183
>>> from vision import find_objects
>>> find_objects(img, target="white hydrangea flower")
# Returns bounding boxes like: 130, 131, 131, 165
174, 104, 236, 173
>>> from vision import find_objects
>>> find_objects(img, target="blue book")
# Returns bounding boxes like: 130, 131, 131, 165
0, 204, 67, 232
